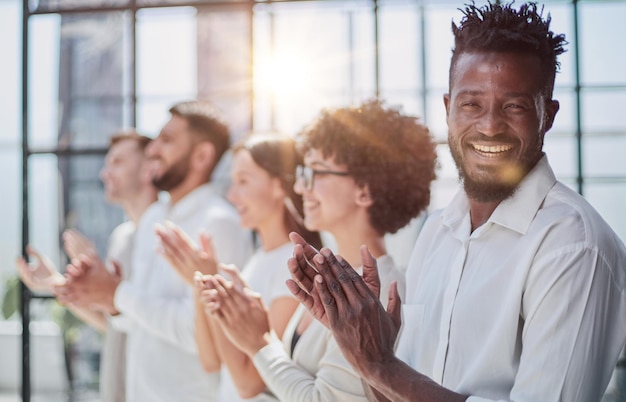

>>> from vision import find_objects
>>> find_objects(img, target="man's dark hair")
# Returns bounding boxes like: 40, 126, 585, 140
450, 1, 567, 97
169, 100, 231, 167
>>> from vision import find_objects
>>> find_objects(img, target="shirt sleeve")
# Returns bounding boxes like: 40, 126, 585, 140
252, 332, 368, 402
113, 279, 197, 355
468, 244, 626, 402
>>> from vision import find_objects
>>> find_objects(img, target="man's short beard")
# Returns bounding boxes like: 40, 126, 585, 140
152, 155, 190, 192
459, 169, 519, 203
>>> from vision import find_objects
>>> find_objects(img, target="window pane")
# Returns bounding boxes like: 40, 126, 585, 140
544, 134, 578, 179
583, 135, 626, 177
424, 5, 456, 90
64, 154, 124, 257
28, 155, 62, 268
0, 148, 21, 289
579, 2, 626, 86
581, 89, 626, 134
379, 3, 421, 93
28, 14, 61, 149
425, 91, 448, 141
28, 154, 123, 268
253, 1, 371, 134
583, 182, 626, 243
136, 7, 197, 97
29, 12, 133, 149
551, 88, 576, 135
0, 0, 21, 146
30, 0, 128, 13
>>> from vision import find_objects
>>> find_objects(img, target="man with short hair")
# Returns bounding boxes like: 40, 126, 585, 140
58, 100, 253, 402
19, 129, 158, 402
286, 2, 626, 401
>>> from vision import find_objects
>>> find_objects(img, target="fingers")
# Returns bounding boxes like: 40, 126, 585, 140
199, 232, 215, 259
207, 275, 237, 319
155, 224, 187, 265
288, 245, 317, 294
313, 274, 339, 326
16, 256, 35, 288
289, 232, 320, 264
286, 279, 315, 309
387, 281, 402, 331
219, 264, 248, 291
312, 249, 356, 305
359, 245, 381, 299
63, 229, 96, 259
286, 279, 329, 328
25, 245, 41, 261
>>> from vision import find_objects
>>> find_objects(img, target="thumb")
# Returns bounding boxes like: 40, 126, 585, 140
219, 263, 249, 291
360, 245, 381, 299
387, 281, 402, 330
199, 232, 215, 257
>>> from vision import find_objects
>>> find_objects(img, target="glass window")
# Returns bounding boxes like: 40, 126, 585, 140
581, 89, 626, 134
584, 182, 626, 242
579, 2, 626, 86
29, 12, 133, 149
30, 0, 129, 13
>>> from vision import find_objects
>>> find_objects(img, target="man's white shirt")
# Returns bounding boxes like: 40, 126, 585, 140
112, 184, 253, 402
397, 156, 626, 401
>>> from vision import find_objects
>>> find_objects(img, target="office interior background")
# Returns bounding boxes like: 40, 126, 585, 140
0, 0, 625, 400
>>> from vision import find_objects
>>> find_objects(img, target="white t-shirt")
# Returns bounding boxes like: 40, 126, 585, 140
217, 242, 294, 402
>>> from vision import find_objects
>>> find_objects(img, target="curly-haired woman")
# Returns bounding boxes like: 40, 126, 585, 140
202, 100, 437, 401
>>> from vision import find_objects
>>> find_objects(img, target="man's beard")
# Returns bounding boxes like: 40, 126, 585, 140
152, 154, 191, 192
456, 161, 520, 203
449, 136, 541, 203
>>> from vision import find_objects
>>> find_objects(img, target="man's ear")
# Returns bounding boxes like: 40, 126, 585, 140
192, 141, 216, 173
355, 185, 373, 208
443, 93, 451, 120
542, 99, 560, 133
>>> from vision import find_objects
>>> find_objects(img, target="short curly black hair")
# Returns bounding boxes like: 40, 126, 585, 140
296, 100, 437, 236
450, 1, 567, 98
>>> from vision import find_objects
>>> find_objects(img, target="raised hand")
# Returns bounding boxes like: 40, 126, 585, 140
16, 245, 66, 293
62, 229, 97, 260
288, 239, 402, 377
199, 269, 273, 357
54, 254, 121, 314
156, 222, 218, 285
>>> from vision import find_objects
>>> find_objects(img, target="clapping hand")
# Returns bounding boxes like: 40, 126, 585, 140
197, 265, 274, 357
16, 245, 66, 293
286, 232, 402, 375
156, 222, 218, 285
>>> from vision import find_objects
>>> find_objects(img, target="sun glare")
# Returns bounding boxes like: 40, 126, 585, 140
255, 49, 314, 99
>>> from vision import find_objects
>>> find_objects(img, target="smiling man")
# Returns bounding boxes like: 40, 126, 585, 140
286, 2, 626, 401
58, 101, 253, 402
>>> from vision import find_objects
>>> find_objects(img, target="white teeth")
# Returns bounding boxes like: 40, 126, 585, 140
472, 144, 513, 153
302, 201, 318, 209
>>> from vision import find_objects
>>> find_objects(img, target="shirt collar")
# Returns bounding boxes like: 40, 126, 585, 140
442, 155, 557, 235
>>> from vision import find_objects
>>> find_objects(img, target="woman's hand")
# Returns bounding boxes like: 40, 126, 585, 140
199, 265, 274, 357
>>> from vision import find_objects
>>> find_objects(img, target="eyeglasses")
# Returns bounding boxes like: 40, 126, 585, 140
296, 165, 350, 191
